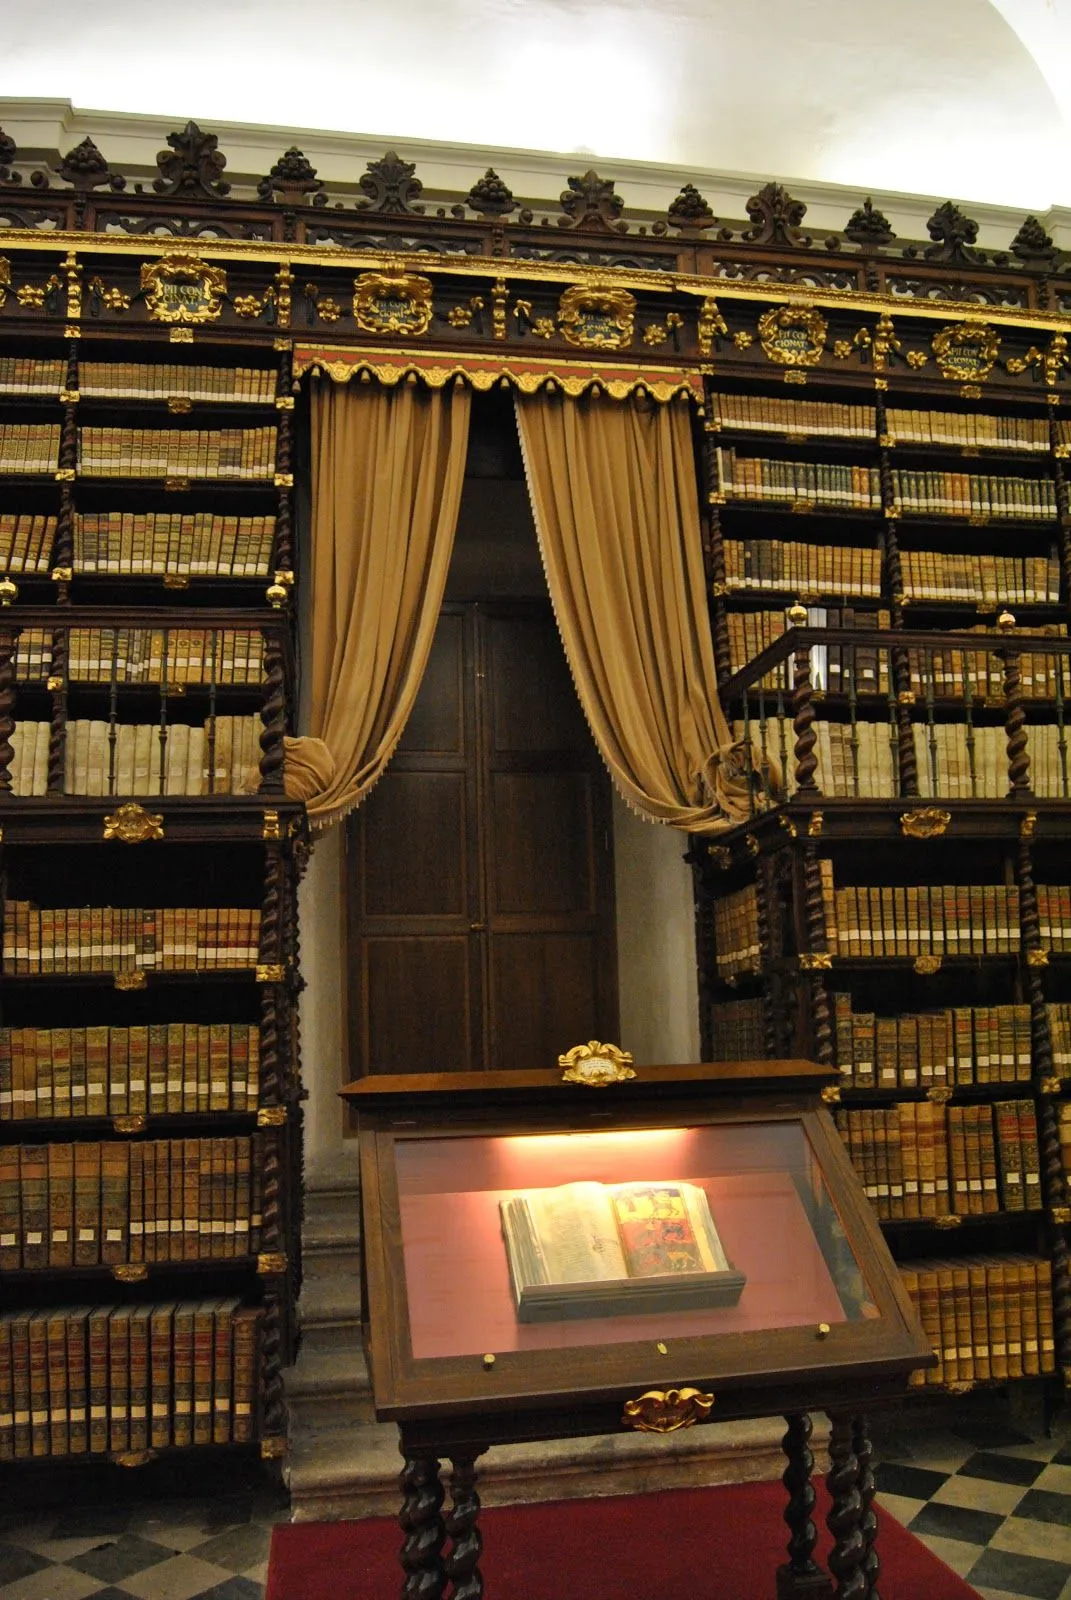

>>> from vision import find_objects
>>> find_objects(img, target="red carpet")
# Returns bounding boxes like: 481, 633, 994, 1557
267, 1476, 982, 1599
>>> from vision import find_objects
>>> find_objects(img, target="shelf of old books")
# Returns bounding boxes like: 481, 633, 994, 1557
346, 1060, 931, 1425
0, 323, 303, 1469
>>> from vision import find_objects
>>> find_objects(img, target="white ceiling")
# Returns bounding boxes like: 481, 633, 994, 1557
2, 0, 1071, 211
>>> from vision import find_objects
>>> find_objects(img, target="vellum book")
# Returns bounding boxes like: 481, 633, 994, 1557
499, 1179, 746, 1322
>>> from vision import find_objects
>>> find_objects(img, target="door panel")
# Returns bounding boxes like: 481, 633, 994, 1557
359, 772, 469, 919
348, 601, 618, 1078
363, 937, 476, 1075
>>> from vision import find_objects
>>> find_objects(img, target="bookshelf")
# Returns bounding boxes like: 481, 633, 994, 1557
0, 330, 304, 1469
698, 364, 1071, 1402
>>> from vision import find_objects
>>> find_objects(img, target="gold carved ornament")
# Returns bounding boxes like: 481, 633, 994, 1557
914, 955, 942, 976
114, 970, 147, 991
559, 1040, 636, 1087
900, 808, 951, 840
103, 802, 165, 843
353, 268, 434, 337
622, 1387, 715, 1433
696, 295, 728, 357
757, 305, 828, 368
799, 952, 832, 971
931, 321, 1001, 384
140, 256, 227, 324
557, 283, 636, 352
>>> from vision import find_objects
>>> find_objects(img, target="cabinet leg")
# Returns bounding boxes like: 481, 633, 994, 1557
826, 1412, 867, 1600
777, 1412, 832, 1600
399, 1453, 446, 1600
445, 1452, 486, 1600
852, 1415, 879, 1600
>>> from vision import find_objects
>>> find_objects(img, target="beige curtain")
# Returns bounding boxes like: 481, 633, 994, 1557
515, 390, 756, 832
291, 376, 471, 828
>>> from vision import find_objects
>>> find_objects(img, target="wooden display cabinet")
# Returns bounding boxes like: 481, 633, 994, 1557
345, 1059, 933, 1600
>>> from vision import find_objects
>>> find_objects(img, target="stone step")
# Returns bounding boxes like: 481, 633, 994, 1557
302, 1208, 361, 1255
285, 1345, 376, 1430
287, 1415, 792, 1523
296, 1318, 364, 1358
300, 1246, 361, 1284
298, 1270, 362, 1327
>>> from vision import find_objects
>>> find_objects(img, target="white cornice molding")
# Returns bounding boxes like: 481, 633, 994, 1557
2, 97, 1070, 250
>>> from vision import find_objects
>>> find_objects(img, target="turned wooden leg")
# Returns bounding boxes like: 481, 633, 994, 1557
777, 1413, 833, 1600
826, 1413, 867, 1600
445, 1452, 485, 1600
399, 1453, 446, 1600
852, 1415, 879, 1600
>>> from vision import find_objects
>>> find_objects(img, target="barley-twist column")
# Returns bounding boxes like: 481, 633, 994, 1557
1000, 611, 1032, 797
852, 1416, 879, 1599
777, 1413, 830, 1600
790, 606, 819, 796
0, 627, 20, 793
399, 1455, 447, 1600
826, 1412, 867, 1600
444, 1454, 485, 1600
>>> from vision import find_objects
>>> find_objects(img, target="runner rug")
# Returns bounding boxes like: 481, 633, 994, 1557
266, 1475, 982, 1599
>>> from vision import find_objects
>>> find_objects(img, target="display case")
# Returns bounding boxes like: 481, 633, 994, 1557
345, 1058, 933, 1600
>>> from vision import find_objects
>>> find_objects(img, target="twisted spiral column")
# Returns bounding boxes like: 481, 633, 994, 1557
826, 1412, 866, 1600
1000, 617, 1031, 797
0, 628, 19, 793
779, 1413, 821, 1586
852, 1416, 879, 1599
399, 1455, 447, 1600
444, 1455, 484, 1600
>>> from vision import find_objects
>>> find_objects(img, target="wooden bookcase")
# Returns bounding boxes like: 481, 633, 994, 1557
0, 321, 305, 1468
694, 365, 1071, 1403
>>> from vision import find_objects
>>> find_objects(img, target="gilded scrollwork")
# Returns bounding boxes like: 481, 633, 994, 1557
141, 255, 227, 324
559, 1040, 636, 1087
931, 321, 1000, 383
558, 282, 636, 351
353, 268, 433, 336
757, 304, 827, 367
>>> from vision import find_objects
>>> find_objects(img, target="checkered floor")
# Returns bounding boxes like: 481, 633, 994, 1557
2, 1401, 1071, 1600
875, 1396, 1071, 1600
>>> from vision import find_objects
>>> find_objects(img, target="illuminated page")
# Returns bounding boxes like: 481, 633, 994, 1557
503, 1181, 628, 1286
608, 1181, 730, 1276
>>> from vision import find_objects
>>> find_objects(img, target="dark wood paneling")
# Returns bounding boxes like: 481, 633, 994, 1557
358, 772, 469, 918
362, 937, 476, 1076
488, 934, 603, 1070
396, 613, 466, 756
488, 613, 588, 753
488, 772, 595, 916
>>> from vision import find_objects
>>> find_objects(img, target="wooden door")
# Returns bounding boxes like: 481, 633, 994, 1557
347, 602, 618, 1074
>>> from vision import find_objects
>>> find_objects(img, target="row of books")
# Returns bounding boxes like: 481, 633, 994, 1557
0, 423, 60, 473
742, 716, 896, 801
0, 1298, 261, 1459
2, 903, 262, 975
713, 884, 761, 980
0, 514, 55, 574
0, 1138, 264, 1270
78, 363, 277, 404
723, 539, 883, 597
901, 551, 1061, 608
16, 627, 266, 686
886, 409, 1052, 453
708, 393, 876, 439
78, 428, 277, 480
890, 469, 1057, 520
0, 1023, 261, 1121
0, 357, 64, 393
75, 512, 277, 577
830, 883, 1021, 958
9, 717, 264, 798
715, 448, 883, 509
832, 995, 1034, 1088
707, 392, 1053, 453
726, 606, 892, 691
916, 723, 1071, 802
708, 997, 766, 1060
904, 627, 1068, 698
899, 1255, 1054, 1386
834, 1099, 1040, 1219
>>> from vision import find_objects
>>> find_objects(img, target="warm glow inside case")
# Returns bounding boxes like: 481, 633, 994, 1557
395, 1120, 875, 1358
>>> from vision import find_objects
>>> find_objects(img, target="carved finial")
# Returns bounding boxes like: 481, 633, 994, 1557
667, 182, 715, 230
58, 136, 119, 192
923, 200, 981, 264
153, 121, 230, 198
358, 151, 423, 214
1011, 215, 1058, 266
843, 196, 894, 246
558, 169, 627, 232
997, 609, 1017, 632
257, 147, 324, 202
466, 168, 516, 217
743, 181, 808, 246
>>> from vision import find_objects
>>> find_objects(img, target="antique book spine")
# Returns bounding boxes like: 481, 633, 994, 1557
149, 1303, 175, 1451
1017, 1257, 1039, 1377
46, 1307, 69, 1457
230, 1305, 260, 1443
951, 1260, 975, 1382
965, 1256, 991, 1381
0, 1313, 12, 1460
987, 1260, 1009, 1383
172, 1302, 195, 1449
0, 1144, 20, 1269
48, 1142, 75, 1268
192, 1299, 217, 1447
28, 1310, 50, 1456
74, 1141, 101, 1266
100, 1142, 130, 1266
66, 1307, 90, 1455
212, 1298, 240, 1444
10, 1311, 31, 1458
127, 1305, 151, 1454
995, 1100, 1026, 1211
108, 1305, 132, 1453
1038, 1258, 1056, 1372
87, 1305, 111, 1454
19, 1144, 49, 1270
1018, 1101, 1042, 1211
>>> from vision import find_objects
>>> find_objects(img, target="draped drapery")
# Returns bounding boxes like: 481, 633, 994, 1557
514, 390, 758, 833
289, 376, 471, 828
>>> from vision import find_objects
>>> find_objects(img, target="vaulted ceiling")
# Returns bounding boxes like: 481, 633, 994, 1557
2, 0, 1071, 210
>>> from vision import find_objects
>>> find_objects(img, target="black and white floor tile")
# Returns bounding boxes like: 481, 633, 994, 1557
3, 1401, 1071, 1600
875, 1398, 1071, 1599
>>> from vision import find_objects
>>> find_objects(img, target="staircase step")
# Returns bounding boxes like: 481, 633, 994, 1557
298, 1272, 362, 1327
285, 1345, 369, 1402
288, 1416, 792, 1522
302, 1210, 361, 1254
301, 1246, 361, 1283
296, 1319, 364, 1357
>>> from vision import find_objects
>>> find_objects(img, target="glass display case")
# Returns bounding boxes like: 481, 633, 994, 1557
344, 1058, 933, 1600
